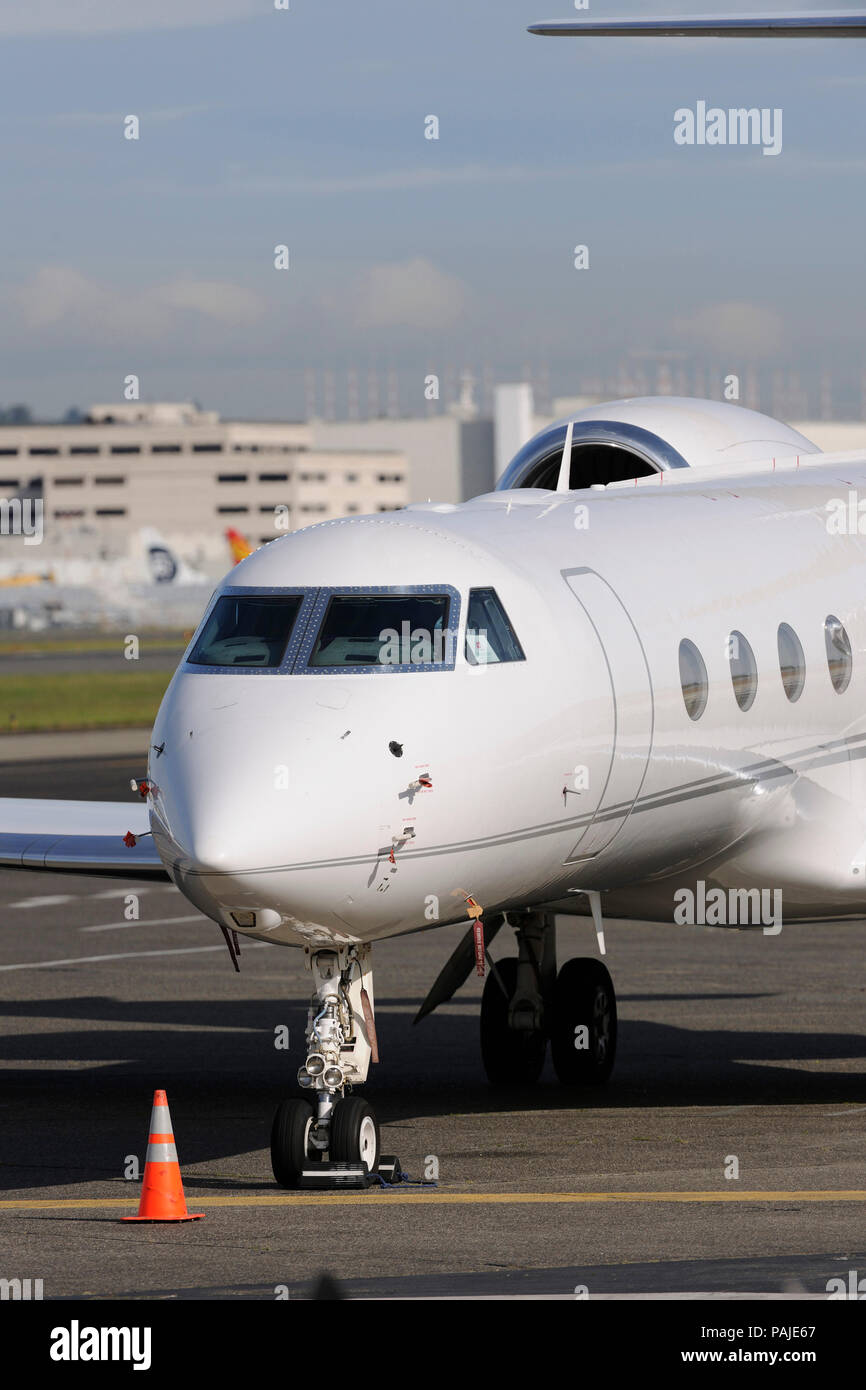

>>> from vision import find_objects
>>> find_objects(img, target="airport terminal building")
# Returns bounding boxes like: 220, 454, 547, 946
1, 394, 861, 575
0, 402, 410, 566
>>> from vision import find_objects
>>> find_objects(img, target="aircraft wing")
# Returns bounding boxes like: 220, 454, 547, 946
0, 799, 167, 878
529, 14, 866, 38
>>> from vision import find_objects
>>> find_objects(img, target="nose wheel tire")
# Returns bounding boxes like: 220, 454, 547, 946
480, 956, 547, 1086
271, 1098, 314, 1188
550, 957, 617, 1086
329, 1096, 380, 1173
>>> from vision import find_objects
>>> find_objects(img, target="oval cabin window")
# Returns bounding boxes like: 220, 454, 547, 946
678, 638, 708, 721
824, 615, 852, 694
777, 623, 805, 702
728, 630, 757, 711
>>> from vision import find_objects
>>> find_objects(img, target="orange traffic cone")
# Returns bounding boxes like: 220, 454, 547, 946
123, 1089, 204, 1223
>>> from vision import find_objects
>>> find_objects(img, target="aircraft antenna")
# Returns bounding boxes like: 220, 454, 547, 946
555, 419, 574, 492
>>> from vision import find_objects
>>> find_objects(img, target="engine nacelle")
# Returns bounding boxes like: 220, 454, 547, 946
495, 396, 821, 492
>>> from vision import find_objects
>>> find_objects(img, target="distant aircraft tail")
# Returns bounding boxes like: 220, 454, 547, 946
225, 527, 253, 565
139, 527, 206, 586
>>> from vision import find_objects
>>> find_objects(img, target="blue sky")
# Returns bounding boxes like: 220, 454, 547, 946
0, 1, 864, 418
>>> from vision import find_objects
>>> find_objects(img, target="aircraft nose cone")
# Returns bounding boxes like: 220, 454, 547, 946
179, 821, 232, 873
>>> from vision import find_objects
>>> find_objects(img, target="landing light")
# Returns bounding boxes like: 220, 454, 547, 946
306, 1053, 325, 1077
323, 1066, 344, 1089
297, 1068, 313, 1089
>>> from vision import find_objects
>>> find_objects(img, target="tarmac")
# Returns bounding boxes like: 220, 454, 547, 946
0, 734, 863, 1300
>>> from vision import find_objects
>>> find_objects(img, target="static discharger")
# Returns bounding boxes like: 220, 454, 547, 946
123, 1089, 203, 1223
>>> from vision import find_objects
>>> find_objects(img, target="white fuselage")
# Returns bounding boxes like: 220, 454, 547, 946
147, 455, 866, 949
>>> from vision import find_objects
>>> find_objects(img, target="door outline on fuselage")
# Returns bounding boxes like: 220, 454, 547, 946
562, 566, 654, 861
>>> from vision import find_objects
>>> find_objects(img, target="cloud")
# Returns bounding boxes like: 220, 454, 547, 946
0, 1, 263, 37
17, 105, 214, 128
347, 258, 468, 332
670, 301, 785, 359
5, 267, 265, 343
231, 165, 579, 197
153, 280, 264, 325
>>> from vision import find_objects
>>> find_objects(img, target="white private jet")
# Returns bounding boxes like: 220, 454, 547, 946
1, 394, 866, 1186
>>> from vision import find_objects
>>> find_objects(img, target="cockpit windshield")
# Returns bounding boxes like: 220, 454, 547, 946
307, 593, 452, 669
188, 593, 303, 668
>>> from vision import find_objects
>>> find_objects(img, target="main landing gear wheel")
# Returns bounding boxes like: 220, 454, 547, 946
480, 957, 547, 1086
330, 1096, 380, 1173
271, 1098, 314, 1188
550, 957, 617, 1086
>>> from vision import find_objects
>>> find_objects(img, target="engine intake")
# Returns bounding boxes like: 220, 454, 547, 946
495, 397, 820, 492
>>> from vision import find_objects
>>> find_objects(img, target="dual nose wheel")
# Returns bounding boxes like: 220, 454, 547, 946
479, 955, 617, 1087
270, 1095, 380, 1188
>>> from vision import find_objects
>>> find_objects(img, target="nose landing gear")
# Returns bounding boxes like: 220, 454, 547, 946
270, 945, 380, 1188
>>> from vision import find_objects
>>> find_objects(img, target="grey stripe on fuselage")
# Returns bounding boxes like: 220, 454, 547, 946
176, 731, 866, 878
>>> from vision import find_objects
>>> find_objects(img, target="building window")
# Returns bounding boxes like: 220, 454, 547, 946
218, 473, 248, 484
777, 623, 805, 702
728, 630, 757, 711
824, 615, 852, 694
678, 638, 708, 720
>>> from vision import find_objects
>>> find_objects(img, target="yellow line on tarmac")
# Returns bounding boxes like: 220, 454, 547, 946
1, 1189, 865, 1211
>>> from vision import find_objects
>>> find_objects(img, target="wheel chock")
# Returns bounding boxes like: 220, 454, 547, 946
297, 1154, 403, 1190
298, 1162, 373, 1190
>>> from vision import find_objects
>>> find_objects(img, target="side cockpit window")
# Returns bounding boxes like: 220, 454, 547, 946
188, 593, 303, 668
465, 588, 525, 665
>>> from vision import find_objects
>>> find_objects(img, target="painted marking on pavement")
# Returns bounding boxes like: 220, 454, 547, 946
0, 942, 267, 971
80, 915, 203, 933
1, 1189, 864, 1211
